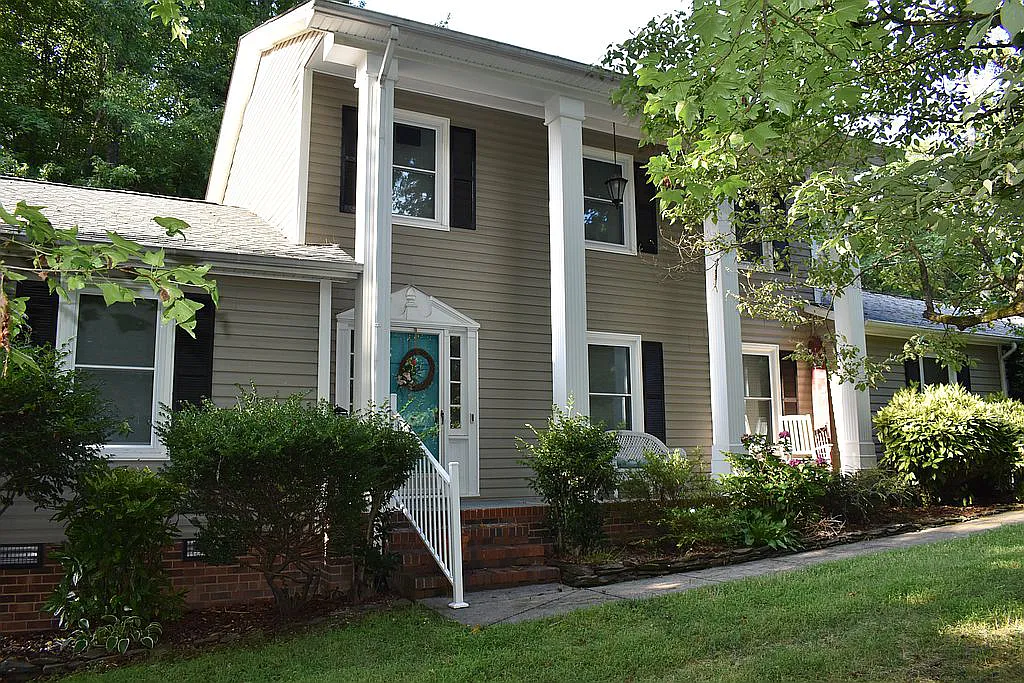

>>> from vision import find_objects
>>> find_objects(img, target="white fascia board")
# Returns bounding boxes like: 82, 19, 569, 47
206, 2, 319, 203
863, 320, 1015, 344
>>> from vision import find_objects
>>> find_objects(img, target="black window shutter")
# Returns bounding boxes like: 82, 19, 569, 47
14, 280, 58, 347
634, 161, 659, 254
958, 365, 972, 392
172, 293, 216, 410
450, 126, 476, 230
904, 359, 921, 387
641, 341, 667, 442
339, 105, 358, 214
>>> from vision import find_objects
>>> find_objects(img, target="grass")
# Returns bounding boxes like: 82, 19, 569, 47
66, 525, 1024, 682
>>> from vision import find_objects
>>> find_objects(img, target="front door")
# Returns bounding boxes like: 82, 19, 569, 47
390, 331, 441, 458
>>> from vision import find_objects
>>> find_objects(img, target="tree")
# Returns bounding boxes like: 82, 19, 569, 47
0, 0, 306, 198
606, 0, 1024, 360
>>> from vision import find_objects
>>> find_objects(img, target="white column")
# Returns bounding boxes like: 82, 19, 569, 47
544, 95, 589, 414
704, 203, 746, 475
831, 280, 876, 469
353, 52, 396, 409
316, 279, 332, 401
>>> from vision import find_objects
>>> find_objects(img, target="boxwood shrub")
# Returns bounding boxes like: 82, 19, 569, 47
874, 384, 1024, 503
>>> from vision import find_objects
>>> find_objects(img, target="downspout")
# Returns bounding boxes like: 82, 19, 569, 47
1000, 342, 1018, 396
379, 25, 399, 85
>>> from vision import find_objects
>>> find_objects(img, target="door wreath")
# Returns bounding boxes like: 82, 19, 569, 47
396, 347, 436, 392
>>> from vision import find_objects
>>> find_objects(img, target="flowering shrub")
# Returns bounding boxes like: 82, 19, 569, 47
720, 433, 832, 524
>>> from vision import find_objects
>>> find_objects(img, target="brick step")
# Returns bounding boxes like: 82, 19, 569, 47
392, 564, 563, 599
463, 542, 551, 570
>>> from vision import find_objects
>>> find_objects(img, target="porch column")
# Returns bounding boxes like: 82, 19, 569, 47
704, 203, 746, 475
830, 279, 877, 469
544, 95, 589, 414
353, 51, 396, 409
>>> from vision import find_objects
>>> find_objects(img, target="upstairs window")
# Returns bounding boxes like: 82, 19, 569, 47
733, 196, 791, 271
392, 110, 449, 230
583, 146, 635, 254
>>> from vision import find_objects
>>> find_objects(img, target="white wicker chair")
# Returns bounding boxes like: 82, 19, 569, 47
610, 430, 673, 469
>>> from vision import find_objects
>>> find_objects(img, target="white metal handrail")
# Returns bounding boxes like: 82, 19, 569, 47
389, 397, 468, 609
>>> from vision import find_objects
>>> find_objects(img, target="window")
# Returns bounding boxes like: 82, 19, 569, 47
583, 146, 635, 254
742, 344, 783, 439
58, 292, 174, 458
905, 356, 971, 389
449, 334, 463, 430
780, 353, 799, 415
392, 110, 449, 230
587, 332, 644, 430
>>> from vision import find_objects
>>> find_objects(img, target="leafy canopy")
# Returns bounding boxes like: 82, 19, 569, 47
607, 0, 1024, 342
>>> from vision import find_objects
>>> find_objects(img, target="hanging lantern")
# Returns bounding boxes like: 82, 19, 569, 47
605, 122, 628, 207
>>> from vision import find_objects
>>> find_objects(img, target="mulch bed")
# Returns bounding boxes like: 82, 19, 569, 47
0, 594, 406, 681
552, 504, 1020, 588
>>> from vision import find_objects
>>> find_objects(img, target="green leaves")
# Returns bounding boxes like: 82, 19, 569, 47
153, 216, 189, 237
1002, 0, 1024, 36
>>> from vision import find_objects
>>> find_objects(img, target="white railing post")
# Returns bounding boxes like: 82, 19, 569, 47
446, 461, 468, 609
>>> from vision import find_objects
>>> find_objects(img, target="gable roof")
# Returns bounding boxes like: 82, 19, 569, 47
862, 291, 1021, 341
0, 177, 357, 280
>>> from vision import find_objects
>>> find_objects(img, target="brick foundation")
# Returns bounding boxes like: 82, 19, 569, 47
0, 545, 353, 636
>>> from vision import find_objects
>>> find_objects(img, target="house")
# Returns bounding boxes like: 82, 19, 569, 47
1, 1, 1019, 617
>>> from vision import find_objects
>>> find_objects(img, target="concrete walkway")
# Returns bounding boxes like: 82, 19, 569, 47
423, 508, 1024, 626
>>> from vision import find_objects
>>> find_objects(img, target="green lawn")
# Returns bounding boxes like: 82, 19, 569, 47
67, 525, 1024, 683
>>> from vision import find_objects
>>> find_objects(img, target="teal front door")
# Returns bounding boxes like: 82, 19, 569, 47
390, 331, 441, 458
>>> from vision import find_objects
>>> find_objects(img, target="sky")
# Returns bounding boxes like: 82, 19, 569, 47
363, 0, 684, 65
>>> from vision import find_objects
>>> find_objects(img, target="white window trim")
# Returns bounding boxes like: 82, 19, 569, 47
910, 355, 964, 387
742, 343, 783, 437
582, 145, 636, 256
392, 109, 450, 232
586, 331, 644, 430
56, 288, 175, 461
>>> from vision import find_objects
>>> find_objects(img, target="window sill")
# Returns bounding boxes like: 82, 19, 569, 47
585, 240, 637, 256
105, 445, 168, 462
393, 215, 450, 232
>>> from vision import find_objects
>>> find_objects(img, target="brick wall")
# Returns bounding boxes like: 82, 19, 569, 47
1, 544, 353, 636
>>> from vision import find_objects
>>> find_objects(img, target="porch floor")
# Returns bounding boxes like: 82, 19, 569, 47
422, 508, 1024, 626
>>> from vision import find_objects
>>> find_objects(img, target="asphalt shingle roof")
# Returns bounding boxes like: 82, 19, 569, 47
0, 177, 355, 271
863, 290, 1021, 339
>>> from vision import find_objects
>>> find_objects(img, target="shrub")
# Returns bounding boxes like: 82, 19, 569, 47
720, 434, 831, 525
0, 344, 112, 517
660, 504, 740, 550
619, 447, 714, 504
875, 384, 1024, 503
823, 469, 918, 524
45, 466, 183, 631
161, 392, 421, 610
329, 406, 422, 597
517, 405, 619, 553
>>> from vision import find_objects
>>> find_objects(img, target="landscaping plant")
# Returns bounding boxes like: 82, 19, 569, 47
0, 344, 113, 518
518, 405, 620, 553
875, 384, 1024, 503
619, 447, 712, 504
161, 392, 422, 610
45, 465, 183, 640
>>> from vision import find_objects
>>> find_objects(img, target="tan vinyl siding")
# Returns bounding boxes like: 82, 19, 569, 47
586, 253, 713, 457
866, 334, 1007, 415
223, 31, 322, 240
1, 275, 330, 543
211, 276, 324, 403
307, 75, 553, 498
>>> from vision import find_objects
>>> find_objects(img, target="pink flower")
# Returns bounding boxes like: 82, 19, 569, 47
787, 458, 802, 466
778, 430, 791, 439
